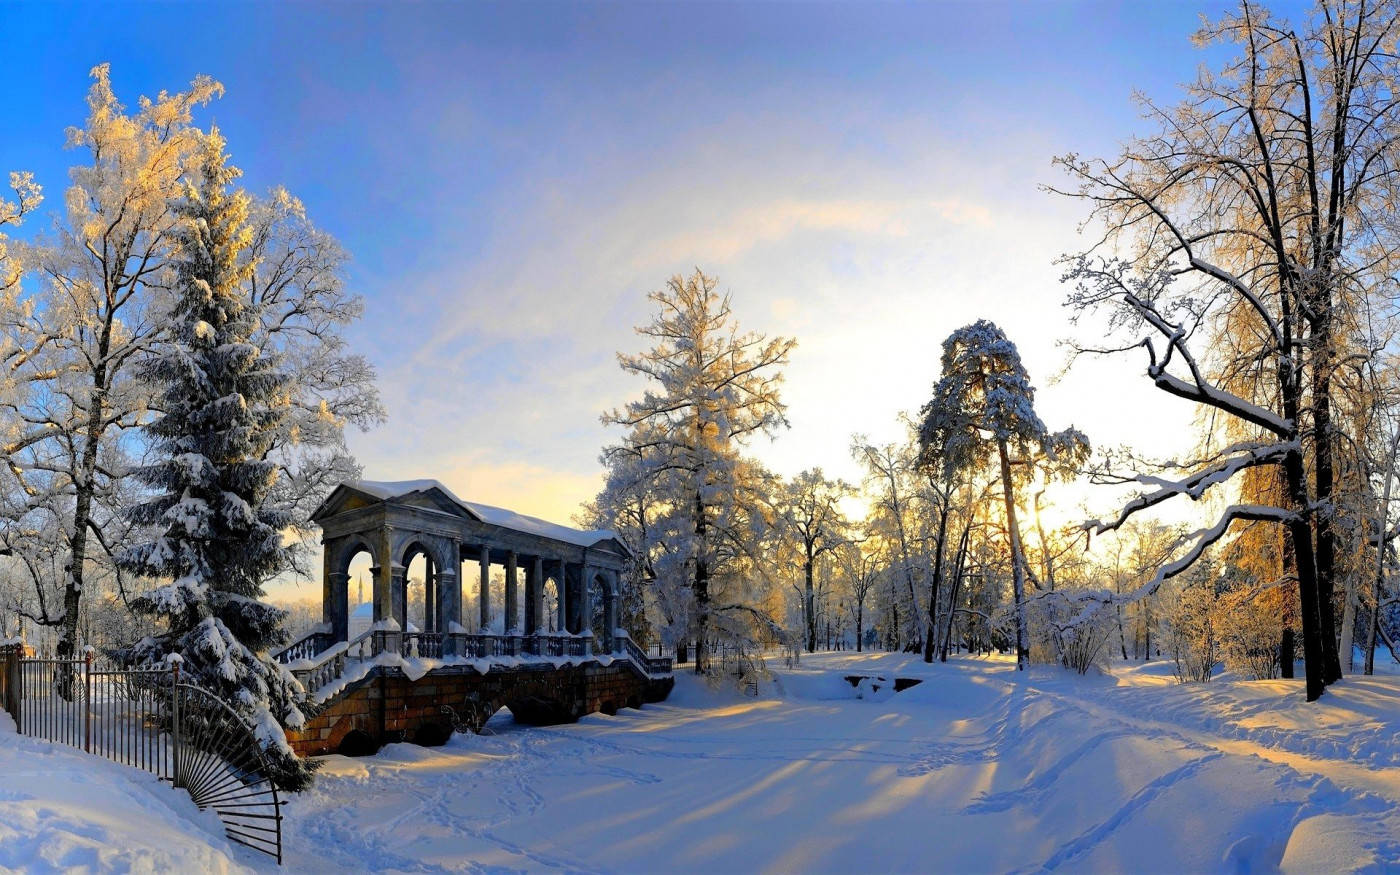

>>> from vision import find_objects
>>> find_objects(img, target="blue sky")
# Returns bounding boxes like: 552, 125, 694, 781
3, 1, 1304, 548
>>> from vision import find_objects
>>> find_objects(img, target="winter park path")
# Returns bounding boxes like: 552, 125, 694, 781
6, 653, 1400, 872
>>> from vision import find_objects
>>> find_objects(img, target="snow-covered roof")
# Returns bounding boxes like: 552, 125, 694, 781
346, 479, 624, 551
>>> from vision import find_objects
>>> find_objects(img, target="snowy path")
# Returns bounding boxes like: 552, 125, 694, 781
266, 654, 1400, 873
8, 655, 1395, 872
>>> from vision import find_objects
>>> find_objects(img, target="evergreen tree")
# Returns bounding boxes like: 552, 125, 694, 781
918, 320, 1088, 670
117, 131, 314, 790
601, 270, 794, 674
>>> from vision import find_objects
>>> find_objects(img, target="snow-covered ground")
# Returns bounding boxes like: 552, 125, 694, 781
7, 653, 1400, 872
0, 712, 249, 873
275, 653, 1400, 873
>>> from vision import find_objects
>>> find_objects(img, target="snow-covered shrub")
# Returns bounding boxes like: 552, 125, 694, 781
1032, 594, 1114, 675
1167, 581, 1217, 683
1216, 591, 1282, 680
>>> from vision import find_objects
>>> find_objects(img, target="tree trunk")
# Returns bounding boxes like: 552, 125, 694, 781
804, 545, 816, 653
1143, 600, 1151, 661
1366, 588, 1380, 676
1340, 573, 1358, 673
1311, 282, 1343, 686
1283, 448, 1326, 701
941, 524, 970, 663
1364, 428, 1400, 676
1280, 627, 1295, 679
997, 440, 1029, 670
693, 490, 710, 675
59, 362, 109, 665
923, 500, 949, 663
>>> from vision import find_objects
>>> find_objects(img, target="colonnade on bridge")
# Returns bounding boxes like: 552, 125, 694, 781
311, 480, 630, 656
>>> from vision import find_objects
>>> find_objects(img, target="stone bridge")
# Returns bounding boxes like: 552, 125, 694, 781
278, 480, 674, 756
285, 651, 672, 756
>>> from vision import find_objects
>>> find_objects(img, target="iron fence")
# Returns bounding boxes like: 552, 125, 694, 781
0, 646, 283, 864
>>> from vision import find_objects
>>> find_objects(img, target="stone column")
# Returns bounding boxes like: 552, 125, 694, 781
478, 547, 491, 632
579, 563, 594, 652
373, 525, 395, 625
523, 557, 536, 636
424, 557, 436, 633
531, 557, 545, 634
443, 540, 463, 633
504, 551, 519, 633
323, 543, 349, 642
607, 570, 621, 652
391, 564, 407, 632
438, 569, 458, 646
557, 560, 570, 634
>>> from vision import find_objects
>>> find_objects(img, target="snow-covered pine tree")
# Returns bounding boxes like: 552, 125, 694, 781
117, 130, 314, 790
918, 320, 1088, 671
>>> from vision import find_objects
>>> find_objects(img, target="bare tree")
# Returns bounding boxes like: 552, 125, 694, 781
778, 468, 851, 652
1057, 2, 1400, 700
0, 66, 219, 662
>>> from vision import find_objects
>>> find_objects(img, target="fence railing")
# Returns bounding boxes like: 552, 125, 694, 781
285, 626, 670, 698
273, 625, 334, 665
0, 646, 283, 865
618, 634, 674, 676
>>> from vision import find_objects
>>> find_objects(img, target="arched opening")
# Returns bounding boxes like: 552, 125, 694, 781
401, 542, 438, 634
412, 720, 453, 747
488, 564, 505, 633
337, 729, 380, 757
345, 547, 375, 639
460, 555, 478, 632
590, 572, 615, 649
543, 578, 559, 633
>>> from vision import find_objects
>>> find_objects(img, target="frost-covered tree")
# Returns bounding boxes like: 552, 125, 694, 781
244, 190, 384, 579
602, 270, 794, 674
0, 66, 219, 663
777, 469, 851, 652
834, 538, 880, 652
0, 172, 39, 296
1056, 1, 1400, 700
116, 133, 312, 790
850, 437, 923, 650
918, 320, 1088, 670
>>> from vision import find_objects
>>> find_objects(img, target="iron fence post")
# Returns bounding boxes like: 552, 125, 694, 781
83, 649, 92, 754
171, 659, 182, 789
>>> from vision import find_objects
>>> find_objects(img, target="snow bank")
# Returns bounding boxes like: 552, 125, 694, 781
0, 720, 251, 872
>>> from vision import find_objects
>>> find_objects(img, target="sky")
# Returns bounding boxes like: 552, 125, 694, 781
2, 0, 1314, 597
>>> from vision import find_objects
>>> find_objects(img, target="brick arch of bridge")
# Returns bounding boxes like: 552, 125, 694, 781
306, 662, 662, 757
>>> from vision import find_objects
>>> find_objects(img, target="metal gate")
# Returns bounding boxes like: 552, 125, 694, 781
0, 647, 283, 864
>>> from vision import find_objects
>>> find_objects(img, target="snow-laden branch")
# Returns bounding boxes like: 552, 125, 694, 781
1084, 440, 1298, 534
1045, 504, 1299, 628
